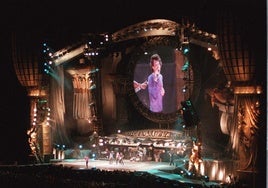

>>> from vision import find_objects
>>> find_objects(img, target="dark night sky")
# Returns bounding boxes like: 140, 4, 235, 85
0, 0, 265, 162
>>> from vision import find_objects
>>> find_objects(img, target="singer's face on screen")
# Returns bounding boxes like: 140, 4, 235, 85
151, 60, 161, 74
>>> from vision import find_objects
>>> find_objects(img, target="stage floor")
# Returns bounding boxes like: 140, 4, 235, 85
53, 158, 176, 171
51, 159, 224, 187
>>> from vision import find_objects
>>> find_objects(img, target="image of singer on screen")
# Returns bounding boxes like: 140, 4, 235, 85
133, 54, 165, 113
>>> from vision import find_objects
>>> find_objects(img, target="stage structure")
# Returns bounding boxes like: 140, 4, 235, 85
12, 18, 217, 162
11, 16, 265, 186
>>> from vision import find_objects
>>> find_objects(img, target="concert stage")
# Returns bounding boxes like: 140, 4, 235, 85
51, 158, 225, 187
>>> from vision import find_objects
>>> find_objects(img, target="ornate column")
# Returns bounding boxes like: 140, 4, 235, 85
109, 74, 130, 127
67, 67, 103, 135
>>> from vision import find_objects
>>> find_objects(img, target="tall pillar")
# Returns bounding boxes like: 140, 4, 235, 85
111, 75, 130, 129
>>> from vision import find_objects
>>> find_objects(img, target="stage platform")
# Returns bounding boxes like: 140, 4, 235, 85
51, 159, 225, 187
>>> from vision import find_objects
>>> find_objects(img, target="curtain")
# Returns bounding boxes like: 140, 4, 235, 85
49, 65, 70, 145
233, 95, 260, 170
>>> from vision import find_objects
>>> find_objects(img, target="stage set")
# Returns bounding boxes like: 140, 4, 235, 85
11, 10, 265, 188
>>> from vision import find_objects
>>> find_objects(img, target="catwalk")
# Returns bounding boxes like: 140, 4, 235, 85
52, 159, 224, 187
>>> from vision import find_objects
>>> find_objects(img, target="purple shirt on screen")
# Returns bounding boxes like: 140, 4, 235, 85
148, 73, 163, 112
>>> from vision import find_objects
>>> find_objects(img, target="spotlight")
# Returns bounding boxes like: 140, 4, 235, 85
183, 48, 189, 54
181, 100, 200, 127
181, 60, 189, 72
182, 86, 187, 93
180, 43, 190, 55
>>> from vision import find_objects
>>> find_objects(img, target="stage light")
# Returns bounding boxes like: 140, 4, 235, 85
182, 86, 187, 93
181, 60, 189, 71
183, 48, 189, 54
44, 68, 49, 74
92, 153, 96, 159
181, 100, 200, 127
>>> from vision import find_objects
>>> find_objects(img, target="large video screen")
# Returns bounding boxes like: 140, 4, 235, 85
132, 45, 186, 117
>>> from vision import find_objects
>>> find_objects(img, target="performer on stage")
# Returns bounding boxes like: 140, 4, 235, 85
188, 141, 202, 174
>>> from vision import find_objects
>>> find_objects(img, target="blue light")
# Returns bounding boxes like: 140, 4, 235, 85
183, 48, 189, 54
44, 68, 49, 74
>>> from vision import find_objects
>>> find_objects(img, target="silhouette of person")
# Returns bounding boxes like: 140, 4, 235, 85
109, 150, 114, 164
84, 156, 89, 168
169, 150, 175, 166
